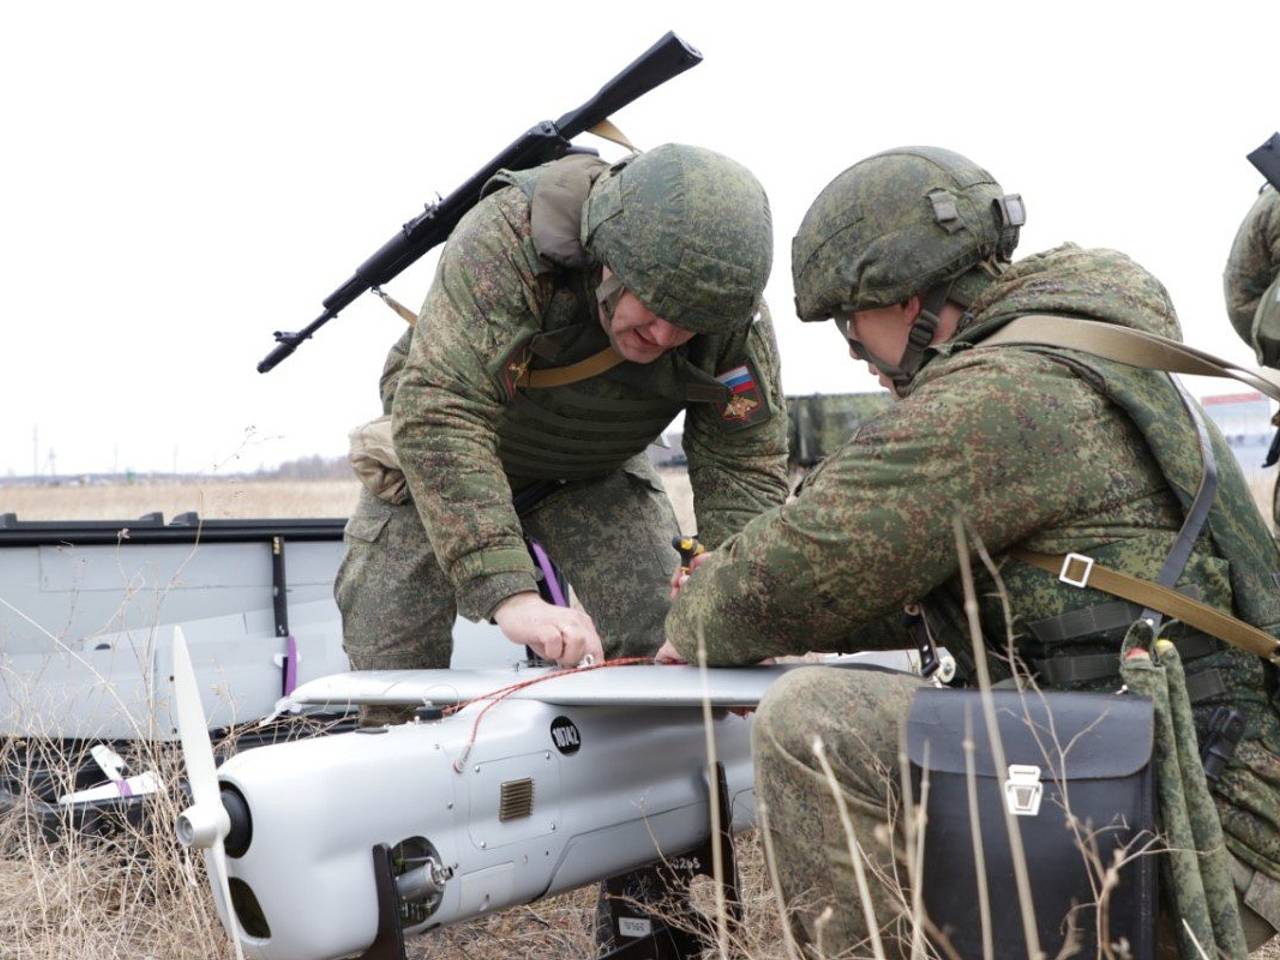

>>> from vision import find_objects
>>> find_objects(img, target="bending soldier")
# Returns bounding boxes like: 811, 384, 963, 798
336, 144, 788, 698
661, 147, 1280, 956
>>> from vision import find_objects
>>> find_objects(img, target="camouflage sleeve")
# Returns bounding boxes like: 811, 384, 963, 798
1225, 187, 1280, 344
379, 329, 414, 415
391, 189, 546, 621
666, 348, 1139, 664
681, 300, 790, 548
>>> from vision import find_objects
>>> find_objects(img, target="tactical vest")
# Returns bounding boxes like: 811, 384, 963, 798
479, 156, 743, 480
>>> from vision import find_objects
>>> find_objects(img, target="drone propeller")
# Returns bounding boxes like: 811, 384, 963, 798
172, 626, 247, 960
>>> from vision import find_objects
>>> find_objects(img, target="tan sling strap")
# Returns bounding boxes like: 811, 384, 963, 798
1012, 549, 1280, 664
976, 313, 1280, 404
372, 287, 419, 325
515, 346, 624, 389
586, 118, 637, 152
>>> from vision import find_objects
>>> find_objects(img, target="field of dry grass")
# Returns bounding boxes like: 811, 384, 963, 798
0, 478, 364, 523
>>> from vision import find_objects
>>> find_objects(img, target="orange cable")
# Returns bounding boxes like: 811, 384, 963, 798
448, 657, 652, 772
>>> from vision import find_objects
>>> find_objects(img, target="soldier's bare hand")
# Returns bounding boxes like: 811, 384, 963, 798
654, 640, 687, 664
492, 592, 603, 667
669, 550, 712, 599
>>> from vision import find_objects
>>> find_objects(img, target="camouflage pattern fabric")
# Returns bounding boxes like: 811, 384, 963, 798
390, 159, 788, 623
337, 452, 681, 670
754, 666, 925, 958
1254, 272, 1280, 369
668, 245, 1280, 954
1224, 186, 1280, 349
1121, 622, 1247, 959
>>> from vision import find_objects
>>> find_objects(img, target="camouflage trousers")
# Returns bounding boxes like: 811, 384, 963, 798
754, 667, 1278, 959
334, 455, 681, 673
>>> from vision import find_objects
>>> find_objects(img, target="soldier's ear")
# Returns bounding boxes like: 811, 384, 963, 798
902, 295, 922, 324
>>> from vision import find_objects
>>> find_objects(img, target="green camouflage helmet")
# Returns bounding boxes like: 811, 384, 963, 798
792, 146, 1024, 323
582, 143, 773, 335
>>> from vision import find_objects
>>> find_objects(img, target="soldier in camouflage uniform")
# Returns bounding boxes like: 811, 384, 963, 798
1224, 184, 1280, 525
336, 144, 788, 686
660, 147, 1280, 956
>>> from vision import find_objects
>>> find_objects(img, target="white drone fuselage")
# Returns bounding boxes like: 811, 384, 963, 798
219, 696, 754, 960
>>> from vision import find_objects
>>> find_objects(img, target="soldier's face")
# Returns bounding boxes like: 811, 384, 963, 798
600, 273, 696, 364
846, 300, 918, 390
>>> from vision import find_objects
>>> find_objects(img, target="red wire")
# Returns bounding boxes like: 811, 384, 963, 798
448, 657, 652, 772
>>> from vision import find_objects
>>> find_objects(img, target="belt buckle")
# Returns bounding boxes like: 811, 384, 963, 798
1058, 552, 1094, 589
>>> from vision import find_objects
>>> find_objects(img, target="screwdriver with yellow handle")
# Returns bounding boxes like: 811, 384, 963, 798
672, 536, 706, 590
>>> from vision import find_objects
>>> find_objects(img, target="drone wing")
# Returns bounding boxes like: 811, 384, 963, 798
281, 651, 916, 711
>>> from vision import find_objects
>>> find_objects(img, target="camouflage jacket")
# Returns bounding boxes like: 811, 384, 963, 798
1225, 186, 1280, 349
390, 176, 788, 622
667, 244, 1280, 877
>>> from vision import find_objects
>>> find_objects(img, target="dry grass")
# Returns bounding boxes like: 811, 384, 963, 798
0, 471, 698, 527
0, 479, 362, 522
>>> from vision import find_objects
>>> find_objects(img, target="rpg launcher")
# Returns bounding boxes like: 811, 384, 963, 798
257, 30, 702, 374
1249, 132, 1280, 192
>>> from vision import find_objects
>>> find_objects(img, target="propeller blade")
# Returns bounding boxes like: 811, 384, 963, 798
208, 841, 247, 960
173, 626, 220, 811
172, 627, 245, 958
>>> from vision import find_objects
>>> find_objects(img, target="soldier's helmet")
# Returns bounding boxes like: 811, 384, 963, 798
582, 143, 773, 335
792, 146, 1025, 323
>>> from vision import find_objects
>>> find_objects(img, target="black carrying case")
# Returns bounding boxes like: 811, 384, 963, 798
907, 689, 1156, 959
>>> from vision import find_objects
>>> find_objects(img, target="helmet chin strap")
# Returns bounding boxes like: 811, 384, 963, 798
858, 283, 949, 394
596, 270, 626, 326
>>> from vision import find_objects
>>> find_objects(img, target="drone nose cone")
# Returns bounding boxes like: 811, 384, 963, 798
177, 800, 230, 849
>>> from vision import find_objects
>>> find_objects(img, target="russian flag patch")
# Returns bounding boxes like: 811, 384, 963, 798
716, 365, 757, 395
714, 361, 768, 428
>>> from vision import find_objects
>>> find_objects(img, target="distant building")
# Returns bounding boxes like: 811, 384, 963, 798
1201, 392, 1275, 466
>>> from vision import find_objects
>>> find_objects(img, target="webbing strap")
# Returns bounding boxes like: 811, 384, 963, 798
1143, 377, 1219, 630
515, 347, 624, 389
976, 314, 1280, 403
1031, 634, 1220, 685
586, 118, 636, 152
1013, 549, 1280, 663
373, 287, 419, 325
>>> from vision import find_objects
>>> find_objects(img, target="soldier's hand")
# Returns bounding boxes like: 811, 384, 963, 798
492, 592, 603, 667
669, 549, 712, 599
654, 640, 687, 664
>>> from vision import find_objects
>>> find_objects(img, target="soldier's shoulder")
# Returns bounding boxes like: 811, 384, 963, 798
447, 183, 536, 254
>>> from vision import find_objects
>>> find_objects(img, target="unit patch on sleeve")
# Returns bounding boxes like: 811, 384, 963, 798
715, 361, 771, 430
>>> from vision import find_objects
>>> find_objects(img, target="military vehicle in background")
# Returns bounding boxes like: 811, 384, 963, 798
786, 392, 891, 467
649, 392, 891, 470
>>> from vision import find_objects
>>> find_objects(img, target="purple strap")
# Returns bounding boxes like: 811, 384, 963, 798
527, 539, 567, 607
282, 634, 298, 696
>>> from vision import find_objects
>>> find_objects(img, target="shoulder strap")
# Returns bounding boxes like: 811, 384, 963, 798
516, 346, 624, 389
1013, 549, 1280, 664
975, 313, 1280, 404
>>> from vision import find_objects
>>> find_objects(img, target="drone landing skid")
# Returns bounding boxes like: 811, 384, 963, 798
600, 761, 741, 960
356, 763, 739, 960
358, 844, 407, 960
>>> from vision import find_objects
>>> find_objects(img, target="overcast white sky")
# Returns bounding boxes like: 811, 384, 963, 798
1, 1, 1275, 477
